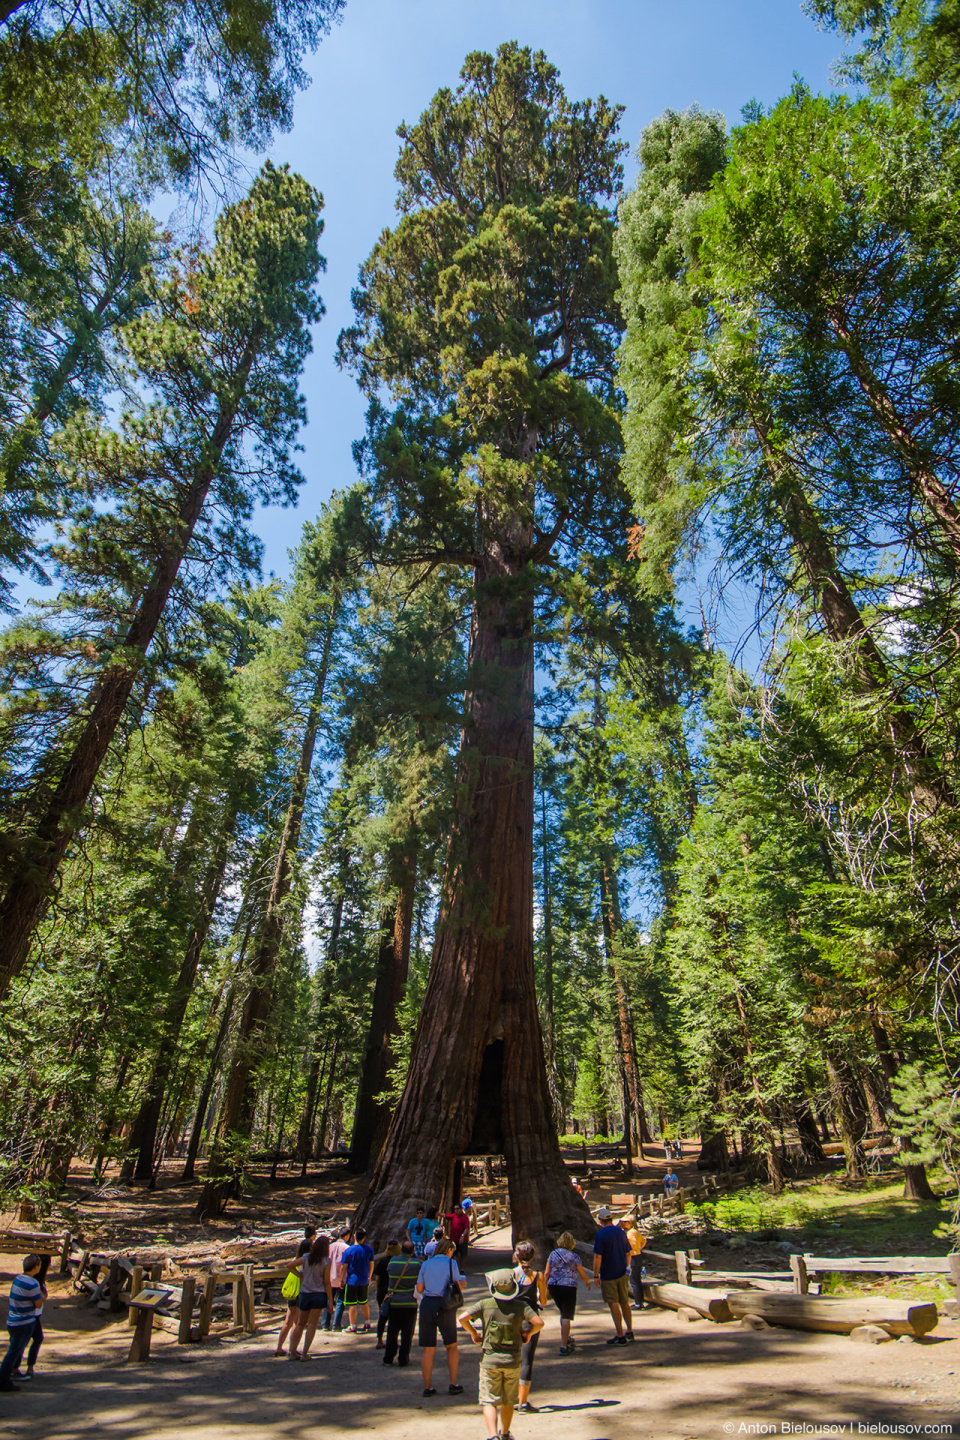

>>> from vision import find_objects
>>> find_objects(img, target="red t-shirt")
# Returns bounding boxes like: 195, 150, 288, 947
444, 1212, 471, 1244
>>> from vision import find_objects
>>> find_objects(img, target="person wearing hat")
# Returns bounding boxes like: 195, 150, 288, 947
459, 1270, 544, 1440
592, 1206, 635, 1345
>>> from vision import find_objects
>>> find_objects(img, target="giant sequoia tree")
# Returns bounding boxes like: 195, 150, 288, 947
340, 43, 624, 1243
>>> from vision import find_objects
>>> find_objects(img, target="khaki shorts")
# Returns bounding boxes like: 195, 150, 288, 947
601, 1274, 631, 1311
479, 1361, 521, 1407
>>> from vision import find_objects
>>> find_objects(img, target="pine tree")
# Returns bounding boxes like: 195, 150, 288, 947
0, 161, 324, 995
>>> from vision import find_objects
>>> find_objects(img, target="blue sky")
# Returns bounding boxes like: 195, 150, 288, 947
254, 0, 843, 592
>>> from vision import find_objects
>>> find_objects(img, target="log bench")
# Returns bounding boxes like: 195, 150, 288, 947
795, 1254, 960, 1300
0, 1229, 72, 1273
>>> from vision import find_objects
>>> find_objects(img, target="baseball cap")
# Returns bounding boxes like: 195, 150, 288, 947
596, 1205, 612, 1219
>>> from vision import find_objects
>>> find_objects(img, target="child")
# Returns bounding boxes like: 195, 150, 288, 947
0, 1255, 44, 1392
459, 1269, 543, 1440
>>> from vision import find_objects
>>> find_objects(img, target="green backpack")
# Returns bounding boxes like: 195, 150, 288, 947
480, 1297, 525, 1357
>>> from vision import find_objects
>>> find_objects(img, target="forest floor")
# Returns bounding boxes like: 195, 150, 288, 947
2, 1144, 959, 1439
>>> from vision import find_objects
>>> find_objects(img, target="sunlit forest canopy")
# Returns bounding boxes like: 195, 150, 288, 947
1, 0, 959, 1240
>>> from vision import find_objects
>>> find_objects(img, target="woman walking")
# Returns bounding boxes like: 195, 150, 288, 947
288, 1235, 333, 1358
544, 1231, 593, 1355
512, 1241, 548, 1413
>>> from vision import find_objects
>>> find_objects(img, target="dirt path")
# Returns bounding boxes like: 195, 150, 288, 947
2, 1225, 958, 1440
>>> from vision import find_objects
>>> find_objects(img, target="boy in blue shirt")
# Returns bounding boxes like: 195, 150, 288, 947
1, 1255, 44, 1392
342, 1227, 376, 1333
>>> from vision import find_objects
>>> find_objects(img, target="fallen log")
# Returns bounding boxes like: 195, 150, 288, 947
642, 1281, 733, 1323
724, 1292, 938, 1337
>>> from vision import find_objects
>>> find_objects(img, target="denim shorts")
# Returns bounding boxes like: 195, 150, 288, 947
297, 1290, 327, 1312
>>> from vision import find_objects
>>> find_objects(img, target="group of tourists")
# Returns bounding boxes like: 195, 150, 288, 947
273, 1200, 648, 1439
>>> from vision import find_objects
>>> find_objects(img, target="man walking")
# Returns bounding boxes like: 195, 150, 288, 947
592, 1207, 634, 1345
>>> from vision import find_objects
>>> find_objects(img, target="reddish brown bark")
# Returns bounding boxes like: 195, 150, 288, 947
356, 541, 593, 1248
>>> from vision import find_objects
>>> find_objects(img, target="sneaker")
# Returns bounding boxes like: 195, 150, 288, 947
448, 1383, 464, 1395
382, 1357, 394, 1366
345, 1325, 359, 1333
623, 1332, 636, 1343
398, 1358, 409, 1367
558, 1346, 570, 1355
517, 1401, 539, 1412
422, 1387, 436, 1397
361, 1323, 372, 1333
13, 1370, 31, 1382
605, 1334, 624, 1345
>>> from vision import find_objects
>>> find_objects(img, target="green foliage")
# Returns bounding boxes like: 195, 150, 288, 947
0, 0, 345, 189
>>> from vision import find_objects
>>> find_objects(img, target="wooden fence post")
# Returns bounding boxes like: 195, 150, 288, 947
198, 1273, 217, 1339
178, 1275, 196, 1344
242, 1264, 256, 1333
108, 1257, 122, 1312
59, 1231, 72, 1275
676, 1251, 690, 1285
128, 1265, 143, 1327
949, 1253, 960, 1302
790, 1254, 809, 1295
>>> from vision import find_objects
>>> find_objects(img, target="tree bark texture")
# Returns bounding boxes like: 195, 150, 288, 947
824, 1046, 868, 1177
356, 542, 594, 1248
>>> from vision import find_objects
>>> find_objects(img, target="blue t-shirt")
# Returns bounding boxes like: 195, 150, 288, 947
342, 1243, 374, 1286
7, 1273, 41, 1327
418, 1253, 463, 1297
593, 1224, 630, 1281
407, 1216, 432, 1252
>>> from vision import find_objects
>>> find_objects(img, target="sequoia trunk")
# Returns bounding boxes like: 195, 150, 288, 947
356, 541, 593, 1247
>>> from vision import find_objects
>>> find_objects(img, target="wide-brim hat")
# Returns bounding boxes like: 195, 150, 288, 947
486, 1268, 520, 1300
